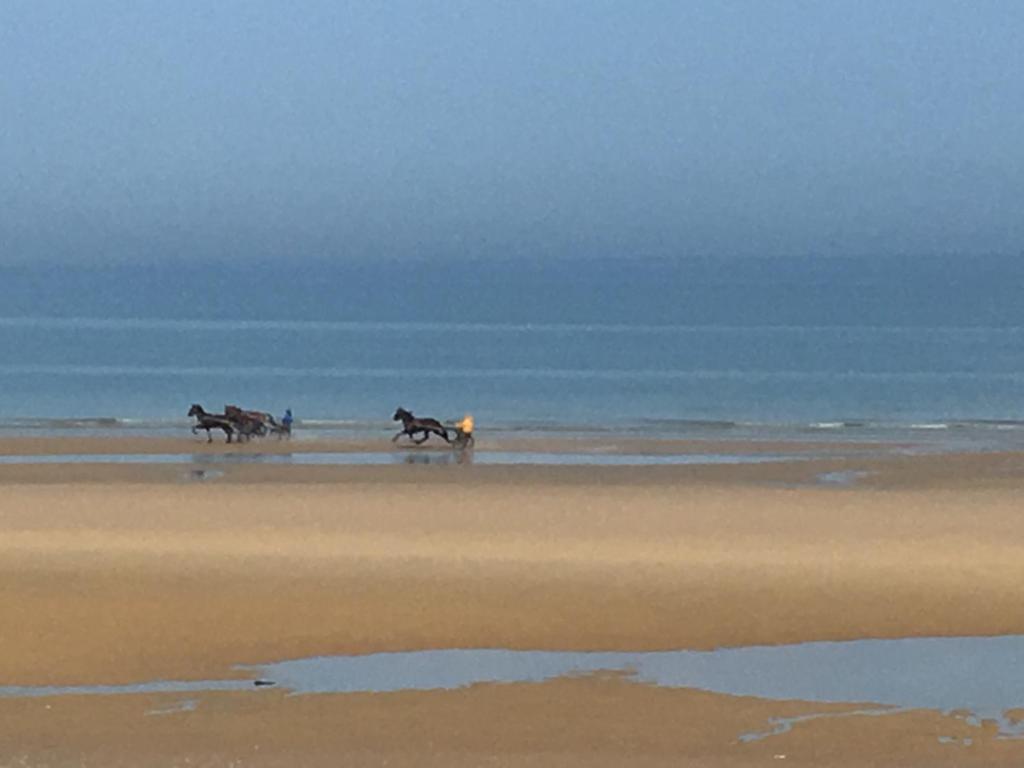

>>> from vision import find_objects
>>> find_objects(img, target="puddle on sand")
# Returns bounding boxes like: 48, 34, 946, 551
0, 451, 805, 467
6, 636, 1024, 741
182, 468, 225, 482
738, 706, 902, 742
387, 451, 803, 467
938, 735, 974, 746
815, 470, 870, 487
147, 698, 199, 716
249, 638, 1024, 741
0, 679, 255, 698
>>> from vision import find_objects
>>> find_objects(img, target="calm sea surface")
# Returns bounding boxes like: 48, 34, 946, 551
1, 256, 1022, 445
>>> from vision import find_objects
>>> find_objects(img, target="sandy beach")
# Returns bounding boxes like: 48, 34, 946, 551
8, 0, 1023, 763
3, 438, 1024, 765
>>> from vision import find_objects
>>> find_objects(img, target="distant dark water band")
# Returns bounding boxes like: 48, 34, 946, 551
1, 364, 1022, 383
2, 316, 1024, 334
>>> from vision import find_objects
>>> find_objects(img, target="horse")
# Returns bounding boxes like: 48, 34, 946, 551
393, 407, 450, 444
225, 405, 272, 441
188, 404, 236, 443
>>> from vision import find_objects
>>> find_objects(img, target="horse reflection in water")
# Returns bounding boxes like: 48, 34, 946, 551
403, 452, 450, 465
400, 450, 473, 466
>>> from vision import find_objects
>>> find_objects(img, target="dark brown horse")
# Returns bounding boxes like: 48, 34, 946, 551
225, 405, 273, 441
393, 407, 450, 444
188, 404, 236, 443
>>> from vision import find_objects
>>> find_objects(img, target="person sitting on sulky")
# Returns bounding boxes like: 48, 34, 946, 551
454, 413, 474, 448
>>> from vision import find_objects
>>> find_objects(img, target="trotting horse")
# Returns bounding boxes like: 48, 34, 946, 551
188, 404, 236, 443
224, 405, 273, 441
393, 407, 450, 444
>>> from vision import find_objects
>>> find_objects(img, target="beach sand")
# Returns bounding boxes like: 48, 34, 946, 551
2, 438, 1024, 765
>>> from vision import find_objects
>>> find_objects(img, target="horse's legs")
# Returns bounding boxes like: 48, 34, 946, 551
414, 431, 429, 444
392, 431, 404, 442
437, 428, 451, 443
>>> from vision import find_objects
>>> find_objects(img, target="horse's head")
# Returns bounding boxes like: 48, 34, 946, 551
225, 405, 241, 418
393, 407, 411, 422
188, 404, 203, 417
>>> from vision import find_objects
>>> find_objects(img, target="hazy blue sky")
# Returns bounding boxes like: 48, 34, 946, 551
1, 1, 1022, 265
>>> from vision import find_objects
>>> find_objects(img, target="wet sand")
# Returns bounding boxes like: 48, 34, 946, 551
3, 680, 1020, 768
3, 439, 1024, 765
0, 432, 883, 457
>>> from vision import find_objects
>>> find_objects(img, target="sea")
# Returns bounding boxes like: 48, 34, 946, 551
1, 254, 1022, 450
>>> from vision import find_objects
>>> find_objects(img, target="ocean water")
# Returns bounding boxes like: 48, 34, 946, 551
1, 256, 1022, 442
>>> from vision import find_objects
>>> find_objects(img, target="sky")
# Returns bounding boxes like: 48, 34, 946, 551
1, 0, 1022, 265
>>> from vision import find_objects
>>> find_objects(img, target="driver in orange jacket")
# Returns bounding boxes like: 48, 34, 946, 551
454, 414, 474, 447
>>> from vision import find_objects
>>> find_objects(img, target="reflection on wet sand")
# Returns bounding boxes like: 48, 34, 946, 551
0, 450, 810, 467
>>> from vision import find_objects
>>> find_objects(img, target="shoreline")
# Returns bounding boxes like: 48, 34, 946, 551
1, 412, 1023, 454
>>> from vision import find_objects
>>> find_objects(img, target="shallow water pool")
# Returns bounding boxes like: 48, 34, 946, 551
0, 450, 805, 467
4, 635, 1024, 741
